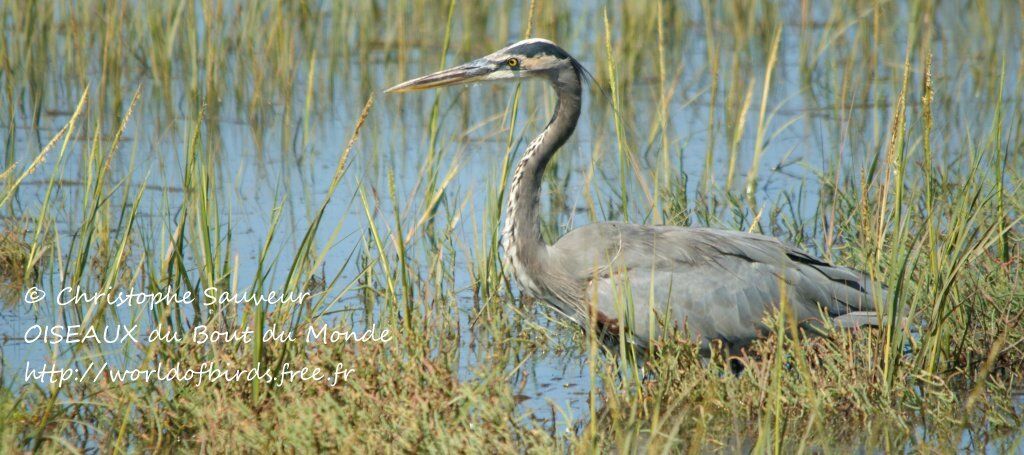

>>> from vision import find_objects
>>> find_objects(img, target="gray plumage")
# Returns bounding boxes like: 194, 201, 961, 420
388, 38, 885, 354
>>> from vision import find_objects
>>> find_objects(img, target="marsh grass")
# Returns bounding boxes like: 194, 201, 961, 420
0, 225, 34, 304
1, 0, 1022, 452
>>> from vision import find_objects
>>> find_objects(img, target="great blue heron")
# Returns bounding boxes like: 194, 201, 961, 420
387, 38, 883, 354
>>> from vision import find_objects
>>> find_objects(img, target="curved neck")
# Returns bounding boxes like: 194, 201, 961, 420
503, 70, 582, 282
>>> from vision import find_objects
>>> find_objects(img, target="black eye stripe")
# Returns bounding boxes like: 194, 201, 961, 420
508, 41, 571, 59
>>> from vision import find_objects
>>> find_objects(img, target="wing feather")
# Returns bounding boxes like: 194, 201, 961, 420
549, 223, 884, 349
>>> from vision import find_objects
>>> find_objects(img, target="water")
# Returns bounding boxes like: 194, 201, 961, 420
1, 0, 1021, 448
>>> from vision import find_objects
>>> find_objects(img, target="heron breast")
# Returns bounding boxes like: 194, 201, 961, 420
508, 255, 544, 298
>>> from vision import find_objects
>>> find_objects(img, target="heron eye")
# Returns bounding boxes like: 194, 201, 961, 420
506, 58, 520, 68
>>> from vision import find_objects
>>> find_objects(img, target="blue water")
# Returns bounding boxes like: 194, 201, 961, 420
1, 0, 1020, 445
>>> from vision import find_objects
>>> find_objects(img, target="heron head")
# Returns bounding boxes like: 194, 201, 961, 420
385, 38, 584, 93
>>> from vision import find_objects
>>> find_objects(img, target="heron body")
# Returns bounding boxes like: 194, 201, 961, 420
388, 38, 883, 353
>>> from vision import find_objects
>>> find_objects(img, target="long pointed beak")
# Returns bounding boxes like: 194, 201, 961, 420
385, 59, 495, 93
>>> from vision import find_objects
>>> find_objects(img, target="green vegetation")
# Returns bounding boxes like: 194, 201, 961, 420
0, 0, 1021, 452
